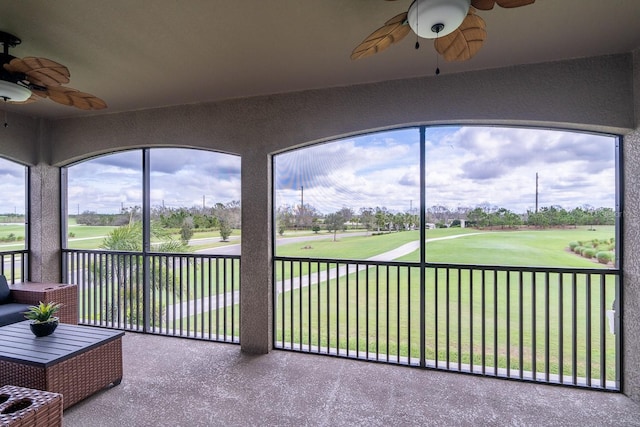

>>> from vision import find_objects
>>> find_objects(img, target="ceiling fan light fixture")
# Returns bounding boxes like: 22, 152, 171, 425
0, 80, 31, 102
407, 0, 471, 39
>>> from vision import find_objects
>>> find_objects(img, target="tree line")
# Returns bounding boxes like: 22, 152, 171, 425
75, 201, 241, 242
276, 203, 615, 233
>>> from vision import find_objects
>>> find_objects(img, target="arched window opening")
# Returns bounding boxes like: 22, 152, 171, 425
273, 125, 619, 390
62, 148, 241, 343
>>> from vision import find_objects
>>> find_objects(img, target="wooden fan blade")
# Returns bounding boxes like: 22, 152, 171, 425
470, 0, 498, 10
434, 9, 486, 62
495, 0, 535, 8
45, 86, 107, 110
5, 57, 70, 87
351, 12, 411, 60
471, 0, 535, 10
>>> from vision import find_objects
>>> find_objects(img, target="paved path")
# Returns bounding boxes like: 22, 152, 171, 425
170, 232, 488, 320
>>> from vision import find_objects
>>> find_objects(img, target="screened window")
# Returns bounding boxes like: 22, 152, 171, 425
65, 148, 241, 252
273, 126, 617, 268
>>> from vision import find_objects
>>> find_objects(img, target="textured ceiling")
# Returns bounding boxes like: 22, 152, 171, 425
0, 0, 639, 119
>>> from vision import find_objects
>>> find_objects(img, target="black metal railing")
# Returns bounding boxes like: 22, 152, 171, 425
274, 256, 620, 390
0, 250, 28, 283
63, 249, 240, 343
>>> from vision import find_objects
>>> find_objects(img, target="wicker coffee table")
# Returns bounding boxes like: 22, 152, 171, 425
0, 321, 124, 409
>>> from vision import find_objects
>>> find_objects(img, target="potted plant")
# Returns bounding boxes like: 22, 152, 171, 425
24, 301, 62, 337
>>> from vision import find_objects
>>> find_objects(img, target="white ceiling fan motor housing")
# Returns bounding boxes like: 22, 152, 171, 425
407, 0, 471, 39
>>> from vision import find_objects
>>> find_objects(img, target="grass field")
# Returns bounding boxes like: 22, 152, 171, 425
275, 226, 618, 382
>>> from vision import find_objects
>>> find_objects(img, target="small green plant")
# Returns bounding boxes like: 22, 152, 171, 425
24, 301, 61, 323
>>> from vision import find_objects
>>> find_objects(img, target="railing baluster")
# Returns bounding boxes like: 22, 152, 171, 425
586, 273, 592, 387
481, 270, 486, 375
356, 262, 360, 359
559, 272, 564, 384
469, 268, 474, 373
506, 270, 511, 378
366, 264, 369, 360
493, 270, 498, 376
375, 265, 379, 361
532, 271, 537, 381
386, 264, 389, 362
572, 272, 578, 386
337, 261, 341, 356
599, 273, 606, 389
457, 268, 461, 371
434, 266, 439, 369
545, 272, 550, 383
300, 259, 305, 351
396, 265, 401, 363
519, 270, 524, 380
446, 267, 450, 370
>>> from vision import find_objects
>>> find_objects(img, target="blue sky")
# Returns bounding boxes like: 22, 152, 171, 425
0, 126, 617, 216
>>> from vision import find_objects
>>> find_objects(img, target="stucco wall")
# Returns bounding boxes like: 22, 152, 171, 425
622, 48, 640, 401
0, 113, 40, 166
47, 54, 633, 166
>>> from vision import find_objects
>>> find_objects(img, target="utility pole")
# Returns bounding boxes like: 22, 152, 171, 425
535, 172, 539, 213
300, 186, 304, 227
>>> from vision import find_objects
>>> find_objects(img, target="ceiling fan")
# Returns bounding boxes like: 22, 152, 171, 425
0, 30, 106, 110
351, 0, 535, 63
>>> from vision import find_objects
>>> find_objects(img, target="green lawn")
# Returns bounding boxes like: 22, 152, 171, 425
400, 226, 615, 267
275, 226, 618, 381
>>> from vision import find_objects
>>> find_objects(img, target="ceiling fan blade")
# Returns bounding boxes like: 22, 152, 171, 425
470, 0, 497, 9
471, 0, 535, 10
495, 0, 535, 8
45, 86, 107, 110
434, 9, 486, 61
4, 57, 70, 87
351, 12, 411, 60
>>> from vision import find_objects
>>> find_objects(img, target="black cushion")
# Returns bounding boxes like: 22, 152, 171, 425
0, 275, 9, 304
0, 303, 29, 326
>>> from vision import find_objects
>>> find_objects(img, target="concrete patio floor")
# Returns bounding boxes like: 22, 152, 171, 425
63, 332, 640, 426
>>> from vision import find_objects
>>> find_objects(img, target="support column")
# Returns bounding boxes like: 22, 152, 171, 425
28, 163, 61, 283
240, 151, 273, 353
622, 48, 640, 402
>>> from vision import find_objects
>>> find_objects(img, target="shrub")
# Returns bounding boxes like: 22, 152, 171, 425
582, 248, 597, 258
596, 251, 613, 264
573, 246, 584, 254
568, 241, 579, 250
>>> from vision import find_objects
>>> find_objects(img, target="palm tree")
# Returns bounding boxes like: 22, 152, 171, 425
93, 221, 191, 327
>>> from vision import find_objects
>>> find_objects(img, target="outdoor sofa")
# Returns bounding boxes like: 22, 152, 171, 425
0, 275, 30, 326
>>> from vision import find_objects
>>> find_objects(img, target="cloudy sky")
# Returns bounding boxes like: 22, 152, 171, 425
66, 148, 241, 214
0, 126, 616, 216
275, 126, 616, 214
